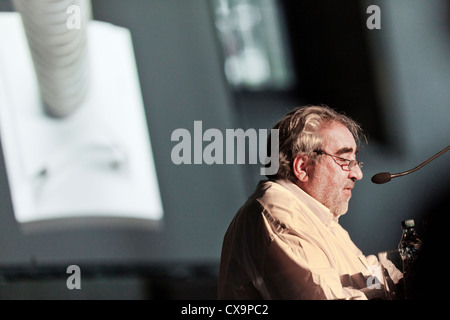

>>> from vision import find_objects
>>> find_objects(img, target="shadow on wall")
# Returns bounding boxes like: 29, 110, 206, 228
410, 173, 450, 300
0, 262, 219, 299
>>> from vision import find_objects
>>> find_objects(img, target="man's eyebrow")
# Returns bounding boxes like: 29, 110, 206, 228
335, 147, 359, 155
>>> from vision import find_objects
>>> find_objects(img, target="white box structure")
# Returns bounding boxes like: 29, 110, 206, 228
0, 13, 164, 230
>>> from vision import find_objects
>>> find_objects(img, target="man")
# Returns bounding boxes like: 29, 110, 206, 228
218, 105, 383, 300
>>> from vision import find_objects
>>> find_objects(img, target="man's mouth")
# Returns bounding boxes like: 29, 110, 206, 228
343, 185, 354, 196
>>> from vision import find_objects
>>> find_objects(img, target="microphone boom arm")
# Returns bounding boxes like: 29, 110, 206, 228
372, 145, 450, 184
391, 145, 450, 179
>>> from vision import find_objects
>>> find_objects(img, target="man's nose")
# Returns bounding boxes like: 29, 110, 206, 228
349, 165, 363, 181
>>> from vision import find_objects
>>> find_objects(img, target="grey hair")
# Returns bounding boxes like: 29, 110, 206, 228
266, 105, 365, 182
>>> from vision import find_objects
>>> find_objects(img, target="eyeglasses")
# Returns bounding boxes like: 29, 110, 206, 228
314, 150, 364, 171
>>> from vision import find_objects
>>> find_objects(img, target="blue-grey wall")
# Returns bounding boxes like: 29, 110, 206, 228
341, 0, 450, 254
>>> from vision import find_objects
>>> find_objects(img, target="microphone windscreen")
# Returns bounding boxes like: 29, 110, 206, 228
371, 172, 391, 184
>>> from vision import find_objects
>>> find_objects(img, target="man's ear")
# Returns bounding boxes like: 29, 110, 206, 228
292, 154, 309, 182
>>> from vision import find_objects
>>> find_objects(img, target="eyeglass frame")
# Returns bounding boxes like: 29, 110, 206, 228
314, 149, 364, 171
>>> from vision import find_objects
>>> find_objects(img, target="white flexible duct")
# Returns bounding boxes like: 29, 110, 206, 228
12, 0, 92, 118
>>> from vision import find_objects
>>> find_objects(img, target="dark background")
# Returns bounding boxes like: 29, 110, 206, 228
0, 0, 449, 299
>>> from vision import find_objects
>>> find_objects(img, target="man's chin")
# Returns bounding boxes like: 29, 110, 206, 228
331, 202, 349, 217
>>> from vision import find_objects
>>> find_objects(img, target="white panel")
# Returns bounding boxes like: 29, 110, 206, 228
0, 13, 163, 228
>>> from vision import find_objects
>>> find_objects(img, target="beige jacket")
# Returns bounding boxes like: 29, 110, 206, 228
218, 180, 382, 300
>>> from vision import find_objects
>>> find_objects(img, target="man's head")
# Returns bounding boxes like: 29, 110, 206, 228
268, 105, 365, 216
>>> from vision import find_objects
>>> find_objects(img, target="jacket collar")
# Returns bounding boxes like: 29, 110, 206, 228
275, 179, 339, 227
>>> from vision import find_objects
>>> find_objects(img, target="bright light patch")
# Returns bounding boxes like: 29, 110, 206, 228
0, 13, 163, 229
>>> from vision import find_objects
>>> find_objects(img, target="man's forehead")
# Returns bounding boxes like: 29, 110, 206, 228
320, 121, 357, 153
